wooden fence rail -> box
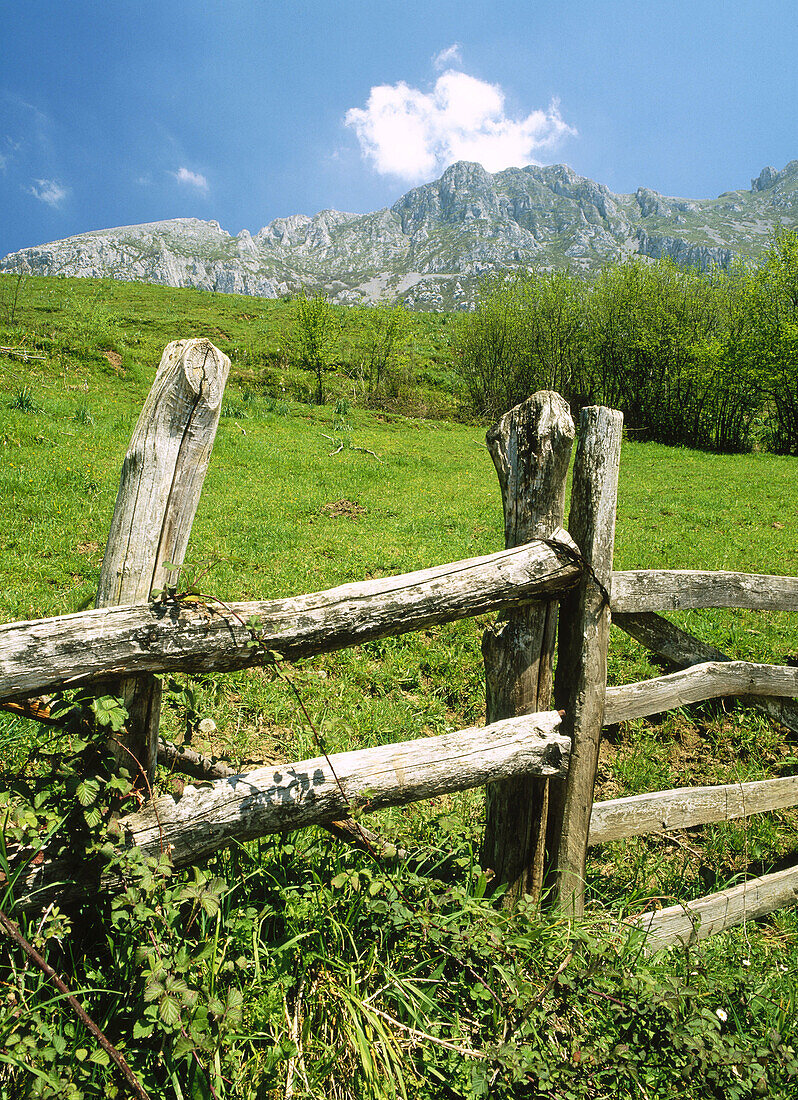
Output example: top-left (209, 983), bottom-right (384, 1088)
top-left (3, 357), bottom-right (798, 950)
top-left (588, 775), bottom-right (798, 845)
top-left (0, 536), bottom-right (580, 702)
top-left (611, 570), bottom-right (798, 612)
top-left (603, 660), bottom-right (798, 725)
top-left (13, 711), bottom-right (568, 910)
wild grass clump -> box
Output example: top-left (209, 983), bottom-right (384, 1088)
top-left (9, 385), bottom-right (41, 413)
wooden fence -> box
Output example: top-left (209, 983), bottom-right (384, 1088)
top-left (2, 339), bottom-right (798, 949)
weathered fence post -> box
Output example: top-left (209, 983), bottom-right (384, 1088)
top-left (481, 391), bottom-right (574, 903)
top-left (97, 338), bottom-right (230, 785)
top-left (547, 405), bottom-right (623, 916)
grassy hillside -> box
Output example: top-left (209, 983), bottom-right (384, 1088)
top-left (0, 273), bottom-right (461, 420)
top-left (2, 276), bottom-right (798, 1099)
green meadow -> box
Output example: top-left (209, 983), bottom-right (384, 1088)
top-left (1, 274), bottom-right (797, 1099)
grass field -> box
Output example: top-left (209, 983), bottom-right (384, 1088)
top-left (1, 276), bottom-right (798, 1099)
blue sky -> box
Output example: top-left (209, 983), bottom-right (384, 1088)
top-left (1, 0), bottom-right (796, 257)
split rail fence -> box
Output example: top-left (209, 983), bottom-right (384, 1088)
top-left (2, 339), bottom-right (798, 951)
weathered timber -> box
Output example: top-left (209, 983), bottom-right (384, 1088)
top-left (603, 661), bottom-right (798, 725)
top-left (0, 535), bottom-right (582, 702)
top-left (633, 863), bottom-right (798, 951)
top-left (158, 738), bottom-right (403, 859)
top-left (482, 392), bottom-right (575, 904)
top-left (612, 571), bottom-right (798, 613)
top-left (589, 775), bottom-right (798, 846)
top-left (96, 338), bottom-right (230, 782)
top-left (14, 712), bottom-right (568, 908)
top-left (549, 405), bottom-right (624, 916)
top-left (612, 610), bottom-right (798, 733)
top-left (127, 711), bottom-right (569, 867)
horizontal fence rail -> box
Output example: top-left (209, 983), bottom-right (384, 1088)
top-left (588, 775), bottom-right (798, 846)
top-left (632, 864), bottom-right (798, 951)
top-left (127, 711), bottom-right (569, 868)
top-left (13, 711), bottom-right (569, 909)
top-left (603, 661), bottom-right (798, 725)
top-left (0, 533), bottom-right (581, 702)
top-left (611, 570), bottom-right (798, 613)
top-left (613, 610), bottom-right (798, 733)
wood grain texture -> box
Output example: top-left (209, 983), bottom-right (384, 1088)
top-left (97, 339), bottom-right (230, 607)
top-left (0, 535), bottom-right (582, 702)
top-left (96, 339), bottom-right (230, 781)
top-left (589, 775), bottom-right (798, 845)
top-left (126, 711), bottom-right (569, 867)
top-left (11, 711), bottom-right (569, 908)
top-left (633, 864), bottom-right (798, 951)
top-left (158, 738), bottom-right (401, 859)
top-left (612, 610), bottom-right (798, 733)
top-left (603, 661), bottom-right (798, 725)
top-left (612, 571), bottom-right (798, 613)
top-left (549, 405), bottom-right (624, 916)
top-left (482, 392), bottom-right (575, 903)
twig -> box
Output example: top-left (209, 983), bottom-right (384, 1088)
top-left (658, 832), bottom-right (705, 861)
top-left (284, 974), bottom-right (307, 1100)
top-left (0, 347), bottom-right (47, 361)
top-left (0, 907), bottom-right (151, 1100)
top-left (368, 1005), bottom-right (485, 1059)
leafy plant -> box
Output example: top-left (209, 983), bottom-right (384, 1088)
top-left (291, 293), bottom-right (340, 405)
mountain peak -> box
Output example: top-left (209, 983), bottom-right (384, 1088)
top-left (3, 160), bottom-right (796, 310)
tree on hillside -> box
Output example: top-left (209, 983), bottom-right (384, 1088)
top-left (740, 229), bottom-right (798, 453)
top-left (356, 304), bottom-right (411, 403)
top-left (292, 293), bottom-right (339, 405)
top-left (454, 270), bottom-right (587, 419)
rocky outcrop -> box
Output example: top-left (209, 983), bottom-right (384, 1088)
top-left (3, 160), bottom-right (797, 309)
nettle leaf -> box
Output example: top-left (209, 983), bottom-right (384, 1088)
top-left (91, 695), bottom-right (128, 731)
top-left (165, 976), bottom-right (191, 1000)
top-left (172, 1033), bottom-right (196, 1061)
top-left (225, 987), bottom-right (244, 1024)
top-left (76, 778), bottom-right (101, 807)
top-left (84, 806), bottom-right (103, 829)
top-left (159, 995), bottom-right (182, 1028)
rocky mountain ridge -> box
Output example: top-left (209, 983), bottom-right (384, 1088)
top-left (3, 160), bottom-right (797, 309)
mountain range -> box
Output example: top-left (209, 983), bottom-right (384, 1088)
top-left (2, 160), bottom-right (797, 309)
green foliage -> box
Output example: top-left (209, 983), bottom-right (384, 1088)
top-left (734, 228), bottom-right (798, 453)
top-left (291, 293), bottom-right (340, 405)
top-left (455, 270), bottom-right (586, 420)
top-left (454, 244), bottom-right (798, 453)
top-left (353, 304), bottom-right (412, 404)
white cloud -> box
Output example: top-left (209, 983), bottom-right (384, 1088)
top-left (345, 69), bottom-right (576, 182)
top-left (172, 166), bottom-right (208, 192)
top-left (433, 43), bottom-right (462, 70)
top-left (28, 178), bottom-right (69, 207)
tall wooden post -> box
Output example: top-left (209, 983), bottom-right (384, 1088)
top-left (97, 338), bottom-right (230, 786)
top-left (547, 405), bottom-right (623, 916)
top-left (481, 391), bottom-right (574, 903)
